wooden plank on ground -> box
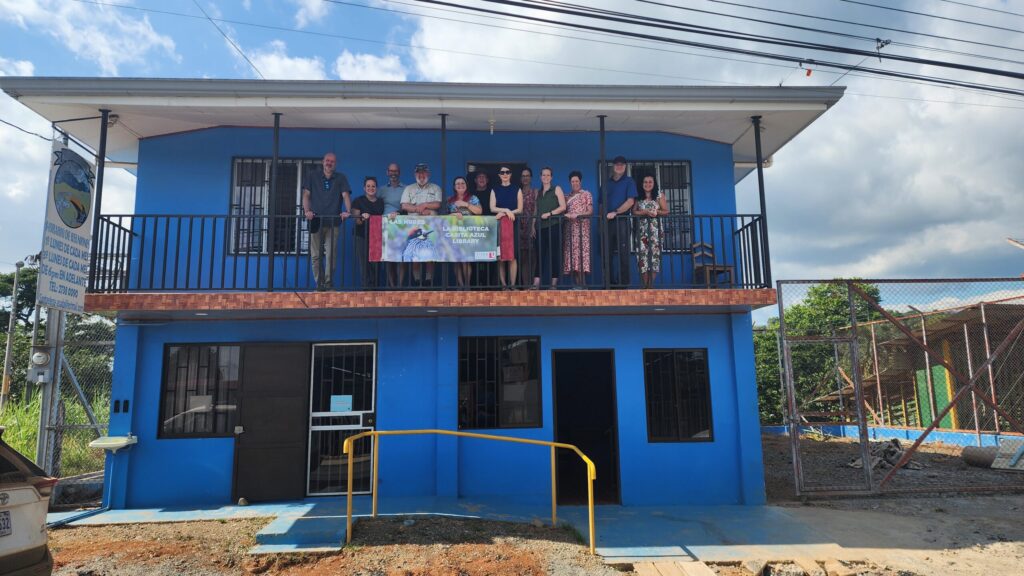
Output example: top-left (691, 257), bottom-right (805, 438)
top-left (633, 562), bottom-right (662, 576)
top-left (652, 561), bottom-right (687, 576)
top-left (823, 559), bottom-right (857, 576)
top-left (676, 560), bottom-right (718, 576)
top-left (794, 557), bottom-right (826, 576)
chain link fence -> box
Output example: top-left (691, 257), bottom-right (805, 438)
top-left (46, 312), bottom-right (113, 508)
top-left (777, 279), bottom-right (1024, 497)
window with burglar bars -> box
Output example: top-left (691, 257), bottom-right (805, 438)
top-left (643, 349), bottom-right (713, 442)
top-left (230, 157), bottom-right (319, 254)
top-left (600, 160), bottom-right (693, 252)
top-left (159, 344), bottom-right (241, 438)
top-left (458, 337), bottom-right (542, 429)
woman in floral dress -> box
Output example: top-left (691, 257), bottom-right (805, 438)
top-left (633, 175), bottom-right (668, 288)
top-left (562, 170), bottom-right (593, 289)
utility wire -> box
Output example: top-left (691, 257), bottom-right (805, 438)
top-left (708, 0), bottom-right (1024, 56)
top-left (421, 0), bottom-right (1024, 95)
top-left (483, 0), bottom-right (1024, 81)
top-left (190, 0), bottom-right (265, 79)
top-left (636, 0), bottom-right (1024, 68)
top-left (66, 0), bottom-right (1024, 108)
top-left (934, 0), bottom-right (1024, 19)
top-left (0, 118), bottom-right (52, 142)
top-left (840, 0), bottom-right (1024, 34)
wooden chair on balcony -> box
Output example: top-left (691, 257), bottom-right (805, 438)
top-left (692, 242), bottom-right (735, 287)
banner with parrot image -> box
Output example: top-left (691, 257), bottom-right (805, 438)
top-left (369, 215), bottom-right (515, 262)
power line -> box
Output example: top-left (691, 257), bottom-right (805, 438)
top-left (708, 0), bottom-right (1024, 56)
top-left (484, 0), bottom-right (1024, 81)
top-left (0, 118), bottom-right (51, 142)
top-left (636, 0), bottom-right (1024, 68)
top-left (934, 0), bottom-right (1024, 19)
top-left (65, 0), bottom-right (1024, 108)
top-left (840, 0), bottom-right (1024, 34)
top-left (190, 0), bottom-right (265, 79)
top-left (422, 0), bottom-right (1024, 95)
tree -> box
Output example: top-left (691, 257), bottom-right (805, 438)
top-left (756, 281), bottom-right (885, 423)
top-left (753, 319), bottom-right (784, 424)
top-left (0, 266), bottom-right (40, 333)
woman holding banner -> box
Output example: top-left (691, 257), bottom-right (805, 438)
top-left (447, 176), bottom-right (482, 288)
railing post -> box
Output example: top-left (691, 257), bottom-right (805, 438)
top-left (345, 436), bottom-right (355, 544)
top-left (550, 445), bottom-right (557, 527)
top-left (88, 109), bottom-right (111, 292)
top-left (751, 116), bottom-right (772, 286)
top-left (267, 112), bottom-right (281, 291)
top-left (372, 436), bottom-right (380, 518)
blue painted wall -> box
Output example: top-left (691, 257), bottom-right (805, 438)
top-left (106, 312), bottom-right (764, 508)
top-left (124, 128), bottom-right (742, 290)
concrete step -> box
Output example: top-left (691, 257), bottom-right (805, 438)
top-left (254, 513), bottom-right (347, 548)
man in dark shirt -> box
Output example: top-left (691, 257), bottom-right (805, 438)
top-left (302, 152), bottom-right (352, 290)
top-left (352, 176), bottom-right (386, 289)
top-left (472, 171), bottom-right (492, 216)
top-left (604, 155), bottom-right (636, 288)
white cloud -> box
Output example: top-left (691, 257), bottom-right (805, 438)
top-left (0, 57), bottom-right (136, 272)
top-left (334, 50), bottom-right (407, 81)
top-left (0, 0), bottom-right (177, 76)
top-left (241, 0), bottom-right (252, 10)
top-left (249, 40), bottom-right (327, 80)
top-left (291, 0), bottom-right (329, 28)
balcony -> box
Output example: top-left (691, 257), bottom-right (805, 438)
top-left (86, 213), bottom-right (775, 318)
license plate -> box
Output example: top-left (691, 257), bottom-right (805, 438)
top-left (0, 510), bottom-right (10, 537)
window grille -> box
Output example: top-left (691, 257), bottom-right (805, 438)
top-left (459, 337), bottom-right (542, 429)
top-left (643, 349), bottom-right (713, 442)
top-left (159, 344), bottom-right (241, 438)
top-left (230, 158), bottom-right (319, 254)
top-left (599, 159), bottom-right (693, 252)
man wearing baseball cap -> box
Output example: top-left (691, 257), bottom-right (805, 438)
top-left (400, 163), bottom-right (442, 286)
top-left (604, 155), bottom-right (636, 288)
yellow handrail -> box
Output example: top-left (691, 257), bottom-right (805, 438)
top-left (342, 428), bottom-right (597, 554)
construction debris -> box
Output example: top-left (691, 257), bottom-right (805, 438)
top-left (846, 439), bottom-right (924, 471)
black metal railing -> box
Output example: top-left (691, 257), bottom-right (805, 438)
top-left (89, 213), bottom-right (769, 293)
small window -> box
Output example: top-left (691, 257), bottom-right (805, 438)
top-left (159, 345), bottom-right (241, 438)
top-left (459, 337), bottom-right (541, 429)
top-left (643, 349), bottom-right (713, 442)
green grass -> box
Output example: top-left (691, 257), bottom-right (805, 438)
top-left (0, 390), bottom-right (110, 477)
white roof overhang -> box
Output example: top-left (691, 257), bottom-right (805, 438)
top-left (0, 78), bottom-right (843, 183)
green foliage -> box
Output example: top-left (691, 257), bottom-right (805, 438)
top-left (755, 281), bottom-right (886, 423)
top-left (0, 392), bottom-right (40, 460)
top-left (0, 266), bottom-right (40, 331)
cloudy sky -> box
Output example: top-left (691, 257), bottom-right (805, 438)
top-left (0, 0), bottom-right (1022, 282)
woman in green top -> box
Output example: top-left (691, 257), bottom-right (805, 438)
top-left (532, 167), bottom-right (567, 289)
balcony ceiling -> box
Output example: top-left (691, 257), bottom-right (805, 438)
top-left (0, 78), bottom-right (843, 183)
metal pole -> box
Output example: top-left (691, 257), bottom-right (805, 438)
top-left (964, 322), bottom-right (982, 446)
top-left (1, 260), bottom-right (24, 412)
top-left (980, 303), bottom-right (1000, 434)
top-left (267, 113), bottom-right (281, 292)
top-left (88, 109), bottom-right (111, 292)
top-left (750, 116), bottom-right (772, 285)
top-left (870, 324), bottom-right (885, 425)
top-left (439, 113), bottom-right (448, 194)
top-left (36, 310), bottom-right (64, 474)
top-left (920, 315), bottom-right (938, 423)
top-left (847, 283), bottom-right (874, 490)
top-left (598, 115), bottom-right (608, 289)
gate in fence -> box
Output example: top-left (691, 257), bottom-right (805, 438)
top-left (777, 279), bottom-right (1024, 497)
top-left (35, 310), bottom-right (113, 507)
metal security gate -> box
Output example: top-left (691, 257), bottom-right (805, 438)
top-left (307, 342), bottom-right (376, 495)
top-left (778, 279), bottom-right (1024, 497)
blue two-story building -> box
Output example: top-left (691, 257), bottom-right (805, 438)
top-left (2, 78), bottom-right (842, 509)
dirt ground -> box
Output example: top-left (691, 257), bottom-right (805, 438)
top-left (48, 435), bottom-right (1024, 575)
top-left (50, 516), bottom-right (622, 576)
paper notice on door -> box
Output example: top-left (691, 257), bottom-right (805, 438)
top-left (330, 395), bottom-right (353, 413)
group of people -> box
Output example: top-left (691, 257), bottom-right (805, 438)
top-left (301, 152), bottom-right (669, 290)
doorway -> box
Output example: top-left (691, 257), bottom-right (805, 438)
top-left (552, 350), bottom-right (620, 504)
top-left (307, 342), bottom-right (377, 496)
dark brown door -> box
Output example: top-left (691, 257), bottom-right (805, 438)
top-left (233, 343), bottom-right (310, 503)
top-left (553, 350), bottom-right (620, 504)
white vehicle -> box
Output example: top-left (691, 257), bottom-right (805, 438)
top-left (0, 427), bottom-right (55, 576)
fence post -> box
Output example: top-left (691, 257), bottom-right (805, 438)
top-left (846, 282), bottom-right (874, 490)
top-left (980, 303), bottom-right (1000, 434)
